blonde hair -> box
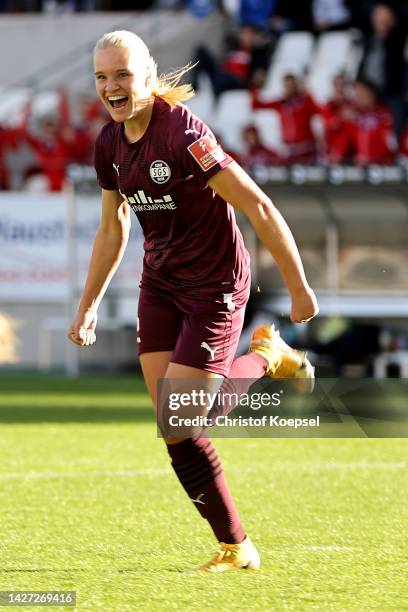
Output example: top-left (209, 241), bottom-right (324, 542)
top-left (94, 30), bottom-right (195, 107)
top-left (0, 314), bottom-right (19, 364)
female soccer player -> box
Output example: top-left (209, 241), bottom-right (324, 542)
top-left (68, 31), bottom-right (318, 573)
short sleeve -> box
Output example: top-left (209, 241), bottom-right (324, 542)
top-left (172, 108), bottom-right (233, 181)
top-left (94, 127), bottom-right (118, 191)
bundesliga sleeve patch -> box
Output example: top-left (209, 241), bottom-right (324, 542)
top-left (187, 135), bottom-right (227, 171)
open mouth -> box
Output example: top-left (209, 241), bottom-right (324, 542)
top-left (107, 95), bottom-right (129, 110)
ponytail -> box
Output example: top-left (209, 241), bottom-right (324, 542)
top-left (149, 59), bottom-right (195, 107)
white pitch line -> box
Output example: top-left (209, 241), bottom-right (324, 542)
top-left (0, 462), bottom-right (405, 481)
top-left (237, 461), bottom-right (408, 471)
top-left (293, 461), bottom-right (407, 470)
top-left (301, 546), bottom-right (353, 552)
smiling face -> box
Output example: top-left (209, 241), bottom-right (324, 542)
top-left (94, 46), bottom-right (152, 122)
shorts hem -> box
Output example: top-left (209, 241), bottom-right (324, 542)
top-left (170, 357), bottom-right (227, 377)
top-left (138, 345), bottom-right (176, 356)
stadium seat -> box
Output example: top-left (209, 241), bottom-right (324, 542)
top-left (311, 114), bottom-right (325, 150)
top-left (307, 31), bottom-right (361, 103)
top-left (262, 32), bottom-right (315, 97)
top-left (0, 88), bottom-right (31, 124)
top-left (212, 90), bottom-right (252, 153)
top-left (251, 109), bottom-right (284, 153)
top-left (31, 90), bottom-right (60, 118)
top-left (0, 89), bottom-right (60, 125)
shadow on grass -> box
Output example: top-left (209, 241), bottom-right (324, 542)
top-left (0, 405), bottom-right (154, 424)
top-left (0, 372), bottom-right (154, 423)
top-left (0, 371), bottom-right (148, 395)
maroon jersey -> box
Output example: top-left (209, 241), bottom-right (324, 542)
top-left (94, 97), bottom-right (250, 291)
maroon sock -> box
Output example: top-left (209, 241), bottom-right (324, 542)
top-left (167, 437), bottom-right (246, 544)
top-left (207, 352), bottom-right (267, 422)
top-left (228, 352), bottom-right (267, 379)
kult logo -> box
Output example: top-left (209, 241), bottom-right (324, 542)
top-left (121, 190), bottom-right (177, 212)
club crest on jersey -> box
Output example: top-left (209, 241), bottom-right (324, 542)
top-left (149, 160), bottom-right (171, 184)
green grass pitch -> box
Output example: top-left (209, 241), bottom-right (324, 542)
top-left (0, 373), bottom-right (407, 611)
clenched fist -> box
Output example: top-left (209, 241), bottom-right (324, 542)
top-left (68, 309), bottom-right (98, 347)
top-left (290, 286), bottom-right (319, 323)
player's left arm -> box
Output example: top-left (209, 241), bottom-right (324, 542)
top-left (208, 161), bottom-right (319, 323)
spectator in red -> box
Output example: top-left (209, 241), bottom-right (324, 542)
top-left (58, 89), bottom-right (92, 166)
top-left (241, 124), bottom-right (282, 167)
top-left (349, 79), bottom-right (397, 166)
top-left (192, 25), bottom-right (271, 98)
top-left (77, 93), bottom-right (111, 126)
top-left (68, 93), bottom-right (110, 165)
top-left (21, 88), bottom-right (104, 190)
top-left (0, 125), bottom-right (22, 190)
top-left (251, 74), bottom-right (319, 164)
top-left (23, 114), bottom-right (74, 191)
top-left (320, 73), bottom-right (355, 164)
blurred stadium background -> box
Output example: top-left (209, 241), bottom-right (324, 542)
top-left (0, 0), bottom-right (407, 378)
top-left (1, 4), bottom-right (408, 610)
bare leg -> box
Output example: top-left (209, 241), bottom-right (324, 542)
top-left (140, 351), bottom-right (173, 410)
top-left (140, 355), bottom-right (246, 544)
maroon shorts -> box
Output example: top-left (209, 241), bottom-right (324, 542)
top-left (137, 279), bottom-right (250, 376)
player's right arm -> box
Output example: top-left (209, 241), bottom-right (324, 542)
top-left (68, 189), bottom-right (131, 346)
